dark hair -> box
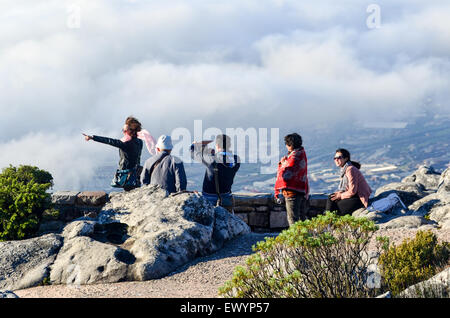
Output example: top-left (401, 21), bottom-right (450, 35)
top-left (125, 116), bottom-right (142, 138)
top-left (216, 134), bottom-right (231, 151)
top-left (284, 133), bottom-right (303, 149)
top-left (336, 148), bottom-right (361, 169)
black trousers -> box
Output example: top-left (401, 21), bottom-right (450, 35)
top-left (325, 194), bottom-right (363, 216)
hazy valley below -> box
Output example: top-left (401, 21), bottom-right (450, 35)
top-left (73, 113), bottom-right (450, 196)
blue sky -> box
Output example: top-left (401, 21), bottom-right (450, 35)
top-left (1, 0), bottom-right (449, 189)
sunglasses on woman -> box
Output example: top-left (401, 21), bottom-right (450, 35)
top-left (334, 156), bottom-right (343, 160)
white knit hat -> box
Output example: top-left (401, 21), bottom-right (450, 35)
top-left (155, 135), bottom-right (173, 150)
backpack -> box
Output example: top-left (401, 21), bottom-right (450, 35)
top-left (367, 193), bottom-right (407, 212)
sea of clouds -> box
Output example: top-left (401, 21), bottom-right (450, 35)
top-left (0, 0), bottom-right (449, 190)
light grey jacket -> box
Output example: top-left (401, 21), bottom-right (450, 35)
top-left (140, 151), bottom-right (187, 194)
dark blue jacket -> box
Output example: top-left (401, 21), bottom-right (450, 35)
top-left (190, 144), bottom-right (240, 195)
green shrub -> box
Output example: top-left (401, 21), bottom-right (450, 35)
top-left (219, 212), bottom-right (382, 298)
top-left (378, 230), bottom-right (449, 296)
top-left (0, 165), bottom-right (53, 241)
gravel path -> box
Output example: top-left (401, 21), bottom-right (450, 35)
top-left (14, 227), bottom-right (449, 298)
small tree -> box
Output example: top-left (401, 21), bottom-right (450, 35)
top-left (0, 165), bottom-right (53, 241)
top-left (219, 212), bottom-right (383, 298)
top-left (378, 230), bottom-right (449, 296)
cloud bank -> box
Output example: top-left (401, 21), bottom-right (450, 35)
top-left (1, 0), bottom-right (449, 189)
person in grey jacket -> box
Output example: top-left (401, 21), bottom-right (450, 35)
top-left (140, 135), bottom-right (187, 194)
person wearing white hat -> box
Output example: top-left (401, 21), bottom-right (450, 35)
top-left (140, 135), bottom-right (187, 194)
top-left (155, 134), bottom-right (173, 151)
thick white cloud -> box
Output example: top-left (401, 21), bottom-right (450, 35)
top-left (0, 132), bottom-right (114, 190)
top-left (1, 0), bottom-right (449, 189)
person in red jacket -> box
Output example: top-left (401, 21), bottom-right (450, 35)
top-left (326, 148), bottom-right (372, 215)
top-left (274, 133), bottom-right (309, 225)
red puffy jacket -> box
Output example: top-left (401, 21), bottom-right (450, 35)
top-left (274, 148), bottom-right (309, 198)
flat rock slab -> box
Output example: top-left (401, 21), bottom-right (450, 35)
top-left (61, 220), bottom-right (97, 240)
top-left (233, 193), bottom-right (273, 206)
top-left (76, 191), bottom-right (108, 206)
top-left (51, 191), bottom-right (80, 205)
top-left (0, 234), bottom-right (63, 291)
top-left (378, 215), bottom-right (435, 230)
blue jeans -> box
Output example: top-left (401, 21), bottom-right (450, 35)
top-left (203, 192), bottom-right (234, 213)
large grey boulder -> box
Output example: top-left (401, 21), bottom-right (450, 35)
top-left (378, 215), bottom-right (436, 230)
top-left (374, 182), bottom-right (427, 206)
top-left (0, 185), bottom-right (250, 289)
top-left (51, 191), bottom-right (80, 205)
top-left (98, 185), bottom-right (250, 281)
top-left (61, 220), bottom-right (96, 240)
top-left (49, 219), bottom-right (132, 286)
top-left (49, 236), bottom-right (131, 285)
top-left (352, 208), bottom-right (391, 223)
top-left (408, 192), bottom-right (450, 229)
top-left (399, 267), bottom-right (450, 298)
top-left (402, 166), bottom-right (442, 191)
top-left (0, 234), bottom-right (63, 291)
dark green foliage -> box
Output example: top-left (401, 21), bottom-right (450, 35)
top-left (0, 165), bottom-right (53, 186)
top-left (0, 165), bottom-right (53, 241)
top-left (378, 230), bottom-right (449, 296)
top-left (219, 212), bottom-right (382, 298)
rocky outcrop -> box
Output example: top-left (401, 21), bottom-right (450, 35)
top-left (1, 165), bottom-right (448, 295)
top-left (98, 186), bottom-right (250, 280)
top-left (49, 236), bottom-right (131, 285)
top-left (399, 267), bottom-right (450, 298)
top-left (374, 182), bottom-right (427, 206)
top-left (0, 185), bottom-right (250, 292)
top-left (378, 215), bottom-right (435, 230)
top-left (409, 192), bottom-right (450, 230)
top-left (354, 165), bottom-right (450, 231)
top-left (402, 166), bottom-right (442, 191)
top-left (352, 165), bottom-right (450, 298)
top-left (0, 234), bottom-right (63, 291)
top-left (438, 168), bottom-right (450, 194)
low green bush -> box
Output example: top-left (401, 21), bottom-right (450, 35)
top-left (0, 165), bottom-right (53, 241)
top-left (378, 230), bottom-right (449, 296)
top-left (219, 212), bottom-right (382, 298)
